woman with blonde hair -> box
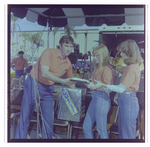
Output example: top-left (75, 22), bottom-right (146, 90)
top-left (91, 39), bottom-right (143, 139)
top-left (83, 44), bottom-right (114, 139)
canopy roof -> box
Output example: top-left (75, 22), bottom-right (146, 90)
top-left (9, 5), bottom-right (145, 27)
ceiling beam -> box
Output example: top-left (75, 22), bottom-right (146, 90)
top-left (49, 14), bottom-right (144, 19)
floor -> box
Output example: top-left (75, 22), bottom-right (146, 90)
top-left (10, 124), bottom-right (145, 141)
top-left (10, 124), bottom-right (100, 140)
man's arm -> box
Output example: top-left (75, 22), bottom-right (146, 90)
top-left (41, 65), bottom-right (76, 87)
top-left (23, 59), bottom-right (29, 73)
top-left (11, 58), bottom-right (16, 70)
top-left (23, 65), bottom-right (28, 73)
top-left (11, 63), bottom-right (15, 71)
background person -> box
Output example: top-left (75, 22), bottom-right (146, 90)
top-left (83, 44), bottom-right (114, 139)
top-left (11, 51), bottom-right (28, 77)
top-left (90, 39), bottom-right (143, 139)
top-left (15, 35), bottom-right (76, 139)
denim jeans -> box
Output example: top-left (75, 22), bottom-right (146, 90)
top-left (83, 90), bottom-right (111, 139)
top-left (15, 75), bottom-right (55, 139)
top-left (118, 92), bottom-right (139, 139)
top-left (15, 70), bottom-right (24, 77)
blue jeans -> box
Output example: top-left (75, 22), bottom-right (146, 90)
top-left (83, 91), bottom-right (111, 139)
top-left (118, 92), bottom-right (139, 139)
top-left (15, 75), bottom-right (55, 139)
top-left (15, 70), bottom-right (24, 77)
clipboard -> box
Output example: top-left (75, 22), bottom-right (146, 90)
top-left (70, 78), bottom-right (90, 84)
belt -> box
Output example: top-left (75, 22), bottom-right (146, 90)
top-left (122, 91), bottom-right (136, 94)
top-left (30, 75), bottom-right (53, 86)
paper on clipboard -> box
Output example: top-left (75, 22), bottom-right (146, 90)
top-left (70, 78), bottom-right (90, 84)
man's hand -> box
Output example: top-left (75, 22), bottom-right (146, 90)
top-left (64, 78), bottom-right (76, 87)
top-left (23, 65), bottom-right (27, 73)
top-left (11, 64), bottom-right (15, 71)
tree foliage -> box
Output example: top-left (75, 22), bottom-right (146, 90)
top-left (11, 32), bottom-right (45, 62)
top-left (52, 25), bottom-right (77, 38)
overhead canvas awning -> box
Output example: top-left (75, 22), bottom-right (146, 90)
top-left (9, 5), bottom-right (145, 27)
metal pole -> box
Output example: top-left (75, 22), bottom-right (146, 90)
top-left (99, 31), bottom-right (102, 45)
top-left (31, 42), bottom-right (40, 138)
top-left (36, 45), bottom-right (40, 139)
top-left (34, 41), bottom-right (48, 139)
top-left (47, 24), bottom-right (52, 48)
top-left (53, 34), bottom-right (55, 48)
top-left (84, 32), bottom-right (88, 54)
top-left (47, 30), bottom-right (50, 48)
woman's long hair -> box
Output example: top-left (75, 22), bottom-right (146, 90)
top-left (92, 44), bottom-right (110, 75)
top-left (117, 39), bottom-right (143, 65)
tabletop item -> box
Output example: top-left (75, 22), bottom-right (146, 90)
top-left (70, 78), bottom-right (90, 84)
top-left (57, 87), bottom-right (86, 122)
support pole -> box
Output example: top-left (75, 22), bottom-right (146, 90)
top-left (32, 41), bottom-right (48, 139)
top-left (47, 30), bottom-right (50, 48)
top-left (47, 23), bottom-right (52, 48)
top-left (36, 45), bottom-right (40, 139)
top-left (53, 34), bottom-right (55, 48)
top-left (99, 31), bottom-right (103, 45)
top-left (84, 32), bottom-right (88, 54)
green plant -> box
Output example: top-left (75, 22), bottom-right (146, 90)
top-left (11, 13), bottom-right (21, 58)
top-left (52, 25), bottom-right (77, 38)
top-left (18, 32), bottom-right (45, 61)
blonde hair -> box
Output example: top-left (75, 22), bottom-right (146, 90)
top-left (117, 39), bottom-right (143, 65)
top-left (92, 44), bottom-right (110, 74)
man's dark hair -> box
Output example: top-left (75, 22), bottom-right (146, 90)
top-left (18, 51), bottom-right (24, 54)
top-left (59, 35), bottom-right (74, 46)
